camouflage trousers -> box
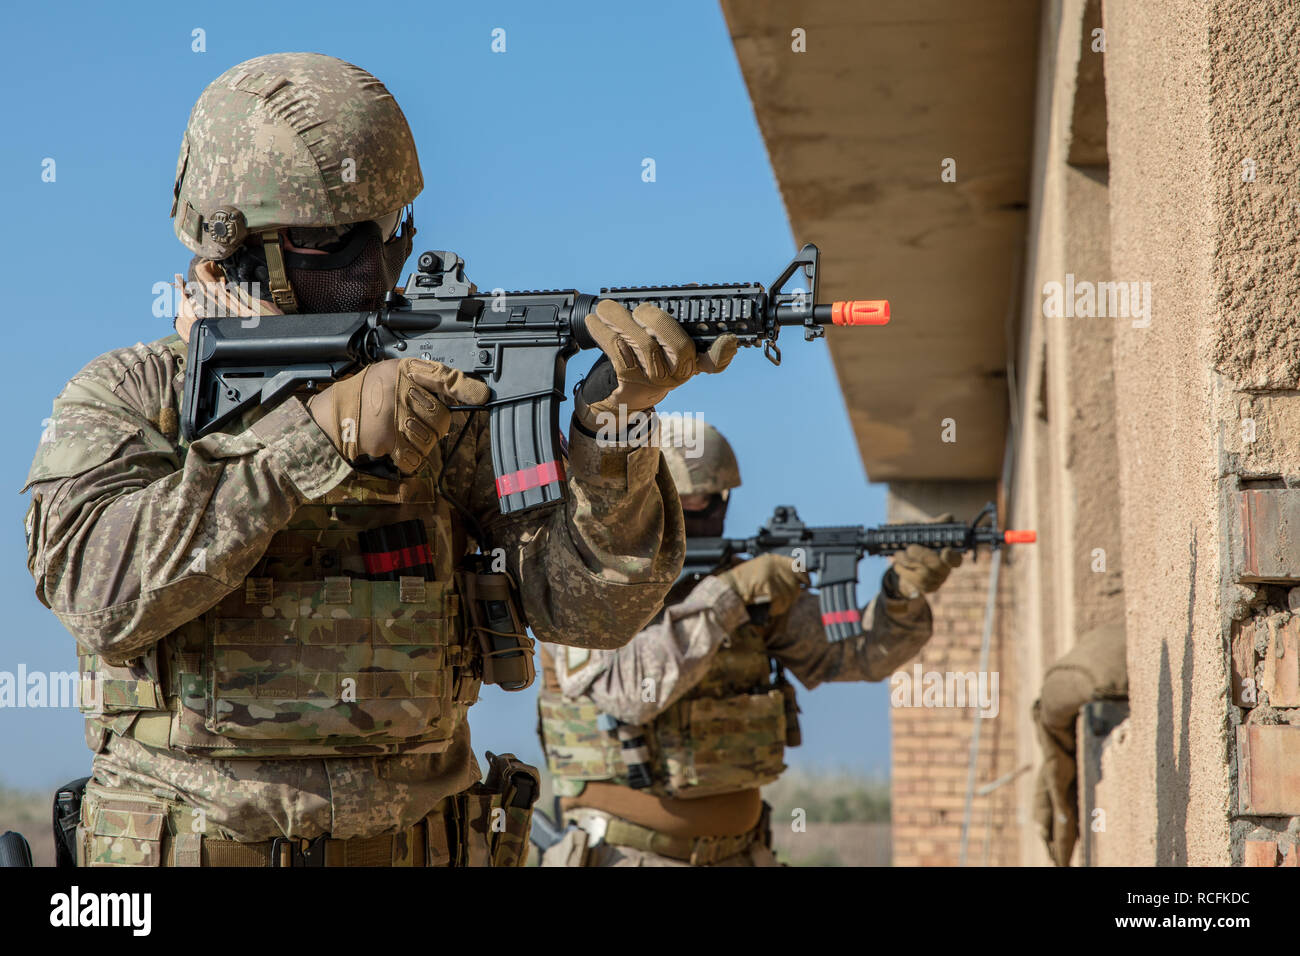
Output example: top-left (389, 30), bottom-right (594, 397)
top-left (540, 804), bottom-right (781, 867)
top-left (78, 771), bottom-right (536, 867)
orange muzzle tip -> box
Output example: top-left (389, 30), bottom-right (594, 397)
top-left (832, 300), bottom-right (890, 326)
top-left (1004, 530), bottom-right (1037, 544)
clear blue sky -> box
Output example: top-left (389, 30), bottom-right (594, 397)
top-left (0, 0), bottom-right (892, 791)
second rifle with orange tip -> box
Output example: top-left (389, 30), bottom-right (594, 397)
top-left (683, 503), bottom-right (1037, 641)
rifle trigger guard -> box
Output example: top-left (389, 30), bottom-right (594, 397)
top-left (764, 339), bottom-right (782, 366)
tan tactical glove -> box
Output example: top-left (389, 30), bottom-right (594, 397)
top-left (890, 544), bottom-right (963, 598)
top-left (307, 358), bottom-right (490, 475)
top-left (719, 554), bottom-right (810, 618)
top-left (576, 300), bottom-right (737, 431)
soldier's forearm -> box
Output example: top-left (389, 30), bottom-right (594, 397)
top-left (32, 399), bottom-right (352, 660)
top-left (508, 429), bottom-right (686, 649)
top-left (576, 575), bottom-right (749, 723)
top-left (770, 577), bottom-right (933, 687)
top-left (852, 586), bottom-right (934, 681)
top-left (562, 429), bottom-right (680, 582)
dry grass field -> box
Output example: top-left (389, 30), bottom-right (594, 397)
top-left (763, 769), bottom-right (891, 866)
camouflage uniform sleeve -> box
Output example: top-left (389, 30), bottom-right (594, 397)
top-left (465, 417), bottom-right (685, 650)
top-left (546, 575), bottom-right (750, 723)
top-left (1032, 663), bottom-right (1095, 866)
top-left (767, 571), bottom-right (934, 688)
top-left (23, 343), bottom-right (353, 663)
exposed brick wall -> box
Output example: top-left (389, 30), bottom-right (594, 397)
top-left (891, 560), bottom-right (1019, 866)
top-left (1231, 600), bottom-right (1300, 865)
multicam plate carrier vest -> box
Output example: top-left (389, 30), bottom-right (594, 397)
top-left (538, 573), bottom-right (794, 799)
top-left (78, 340), bottom-right (481, 758)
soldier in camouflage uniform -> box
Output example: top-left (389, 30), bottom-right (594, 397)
top-left (538, 417), bottom-right (961, 866)
top-left (1032, 624), bottom-right (1128, 866)
top-left (22, 53), bottom-right (735, 867)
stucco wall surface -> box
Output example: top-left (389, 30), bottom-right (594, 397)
top-left (1104, 0), bottom-right (1229, 866)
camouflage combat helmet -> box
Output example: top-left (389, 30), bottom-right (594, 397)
top-left (171, 52), bottom-right (423, 262)
top-left (658, 416), bottom-right (741, 494)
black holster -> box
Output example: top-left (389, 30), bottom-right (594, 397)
top-left (458, 559), bottom-right (534, 691)
top-left (53, 776), bottom-right (89, 867)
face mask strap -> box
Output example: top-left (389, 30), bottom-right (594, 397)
top-left (260, 230), bottom-right (299, 314)
top-left (392, 204), bottom-right (416, 244)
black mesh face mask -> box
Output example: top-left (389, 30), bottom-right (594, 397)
top-left (683, 493), bottom-right (729, 539)
top-left (221, 216), bottom-right (414, 314)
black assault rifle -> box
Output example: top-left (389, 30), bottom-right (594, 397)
top-left (683, 503), bottom-right (1036, 641)
top-left (181, 244), bottom-right (889, 515)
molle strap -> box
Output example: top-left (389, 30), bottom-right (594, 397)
top-left (323, 576), bottom-right (353, 604)
top-left (399, 576), bottom-right (427, 603)
top-left (245, 577), bottom-right (274, 605)
top-left (260, 230), bottom-right (299, 313)
top-left (179, 202), bottom-right (203, 241)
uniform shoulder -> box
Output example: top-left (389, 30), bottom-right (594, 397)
top-left (59, 334), bottom-right (186, 425)
top-left (67, 335), bottom-right (185, 401)
top-left (24, 335), bottom-right (186, 491)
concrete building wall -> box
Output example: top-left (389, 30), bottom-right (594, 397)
top-left (1101, 0), bottom-right (1229, 866)
top-left (1006, 0), bottom-right (1127, 865)
top-left (1011, 0), bottom-right (1300, 866)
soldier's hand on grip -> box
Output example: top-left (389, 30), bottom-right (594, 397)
top-left (719, 553), bottom-right (810, 618)
top-left (890, 544), bottom-right (963, 599)
top-left (577, 300), bottom-right (738, 430)
top-left (307, 358), bottom-right (490, 475)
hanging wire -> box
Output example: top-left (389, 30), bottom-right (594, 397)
top-left (959, 244), bottom-right (1024, 866)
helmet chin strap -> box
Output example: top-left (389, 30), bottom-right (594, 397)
top-left (260, 230), bottom-right (299, 314)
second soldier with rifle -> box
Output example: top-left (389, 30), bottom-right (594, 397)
top-left (535, 416), bottom-right (966, 866)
